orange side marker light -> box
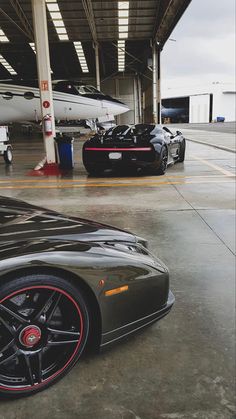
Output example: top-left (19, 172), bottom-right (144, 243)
top-left (104, 285), bottom-right (129, 297)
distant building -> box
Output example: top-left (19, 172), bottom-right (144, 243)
top-left (161, 82), bottom-right (236, 123)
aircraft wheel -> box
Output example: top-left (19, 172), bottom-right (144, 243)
top-left (3, 147), bottom-right (13, 165)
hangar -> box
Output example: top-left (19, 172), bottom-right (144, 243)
top-left (162, 82), bottom-right (236, 123)
top-left (0, 1), bottom-right (235, 417)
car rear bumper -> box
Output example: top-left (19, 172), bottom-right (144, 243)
top-left (100, 290), bottom-right (175, 350)
top-left (83, 147), bottom-right (157, 168)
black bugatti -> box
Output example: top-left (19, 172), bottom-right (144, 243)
top-left (0, 196), bottom-right (174, 397)
top-left (82, 124), bottom-right (186, 176)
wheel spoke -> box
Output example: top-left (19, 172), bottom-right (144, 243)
top-left (35, 351), bottom-right (43, 384)
top-left (34, 291), bottom-right (62, 323)
top-left (23, 354), bottom-right (34, 386)
top-left (22, 352), bottom-right (43, 386)
top-left (0, 314), bottom-right (16, 335)
top-left (0, 340), bottom-right (17, 366)
top-left (47, 327), bottom-right (80, 347)
top-left (0, 302), bottom-right (29, 325)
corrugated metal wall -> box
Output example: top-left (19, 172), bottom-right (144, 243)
top-left (101, 76), bottom-right (139, 125)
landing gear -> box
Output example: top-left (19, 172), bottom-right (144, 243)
top-left (0, 126), bottom-right (13, 165)
top-left (3, 146), bottom-right (13, 165)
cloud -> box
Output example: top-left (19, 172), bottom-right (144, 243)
top-left (162, 0), bottom-right (235, 86)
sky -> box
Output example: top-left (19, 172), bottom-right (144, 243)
top-left (161, 0), bottom-right (236, 94)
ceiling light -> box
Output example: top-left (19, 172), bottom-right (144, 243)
top-left (55, 27), bottom-right (67, 34)
top-left (0, 27), bottom-right (9, 42)
top-left (118, 2), bottom-right (129, 9)
top-left (0, 54), bottom-right (17, 75)
top-left (29, 42), bottom-right (36, 53)
top-left (119, 32), bottom-right (128, 39)
top-left (120, 18), bottom-right (129, 25)
top-left (119, 10), bottom-right (129, 17)
top-left (46, 1), bottom-right (69, 40)
top-left (47, 3), bottom-right (59, 12)
top-left (73, 41), bottom-right (89, 73)
top-left (54, 20), bottom-right (64, 27)
top-left (119, 26), bottom-right (128, 32)
top-left (58, 34), bottom-right (69, 40)
top-left (117, 39), bottom-right (126, 72)
top-left (50, 11), bottom-right (62, 19)
top-left (118, 1), bottom-right (129, 40)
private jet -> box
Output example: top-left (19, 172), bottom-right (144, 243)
top-left (0, 80), bottom-right (129, 124)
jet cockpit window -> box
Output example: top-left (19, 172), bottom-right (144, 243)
top-left (77, 85), bottom-right (101, 95)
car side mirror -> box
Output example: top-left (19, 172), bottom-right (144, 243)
top-left (176, 130), bottom-right (182, 135)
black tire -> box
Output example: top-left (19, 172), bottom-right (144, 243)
top-left (0, 274), bottom-right (89, 398)
top-left (178, 139), bottom-right (186, 162)
top-left (83, 162), bottom-right (104, 176)
top-left (3, 147), bottom-right (13, 165)
top-left (151, 146), bottom-right (168, 175)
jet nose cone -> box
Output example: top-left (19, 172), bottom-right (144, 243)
top-left (102, 95), bottom-right (129, 116)
top-left (110, 101), bottom-right (130, 116)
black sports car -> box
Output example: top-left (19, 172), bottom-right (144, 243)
top-left (0, 196), bottom-right (174, 397)
top-left (82, 124), bottom-right (186, 176)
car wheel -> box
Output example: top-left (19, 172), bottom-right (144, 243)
top-left (84, 163), bottom-right (103, 176)
top-left (3, 147), bottom-right (13, 165)
top-left (151, 146), bottom-right (168, 175)
top-left (0, 274), bottom-right (89, 398)
top-left (178, 139), bottom-right (186, 162)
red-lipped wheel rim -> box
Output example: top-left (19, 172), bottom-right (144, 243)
top-left (0, 286), bottom-right (84, 392)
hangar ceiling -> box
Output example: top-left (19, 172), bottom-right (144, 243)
top-left (0, 0), bottom-right (191, 81)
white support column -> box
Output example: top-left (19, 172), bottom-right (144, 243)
top-left (95, 43), bottom-right (101, 91)
top-left (157, 46), bottom-right (161, 124)
top-left (152, 43), bottom-right (158, 124)
top-left (137, 76), bottom-right (142, 123)
top-left (31, 0), bottom-right (56, 165)
top-left (133, 77), bottom-right (137, 124)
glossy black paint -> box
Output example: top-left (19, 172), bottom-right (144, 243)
top-left (82, 124), bottom-right (185, 174)
top-left (0, 196), bottom-right (174, 349)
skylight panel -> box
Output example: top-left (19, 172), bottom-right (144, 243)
top-left (118, 1), bottom-right (129, 9)
top-left (74, 41), bottom-right (89, 73)
top-left (0, 54), bottom-right (17, 75)
top-left (46, 1), bottom-right (69, 41)
top-left (29, 42), bottom-right (36, 53)
top-left (118, 1), bottom-right (129, 39)
top-left (47, 3), bottom-right (60, 12)
top-left (117, 40), bottom-right (125, 72)
top-left (54, 20), bottom-right (64, 27)
top-left (50, 11), bottom-right (62, 19)
top-left (0, 27), bottom-right (9, 42)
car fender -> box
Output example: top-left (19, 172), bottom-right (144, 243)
top-left (0, 239), bottom-right (169, 338)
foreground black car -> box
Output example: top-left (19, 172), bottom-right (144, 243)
top-left (83, 124), bottom-right (186, 176)
top-left (0, 196), bottom-right (174, 397)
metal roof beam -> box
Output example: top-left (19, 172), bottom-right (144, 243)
top-left (82, 0), bottom-right (98, 44)
top-left (154, 0), bottom-right (191, 46)
top-left (9, 0), bottom-right (34, 40)
top-left (0, 7), bottom-right (31, 39)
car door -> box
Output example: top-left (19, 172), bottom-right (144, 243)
top-left (163, 127), bottom-right (179, 159)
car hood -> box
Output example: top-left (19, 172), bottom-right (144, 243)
top-left (0, 196), bottom-right (136, 244)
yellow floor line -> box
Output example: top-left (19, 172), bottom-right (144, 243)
top-left (0, 179), bottom-right (233, 190)
top-left (0, 174), bottom-right (234, 185)
top-left (193, 156), bottom-right (234, 176)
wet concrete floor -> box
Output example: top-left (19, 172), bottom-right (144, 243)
top-left (0, 135), bottom-right (235, 418)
